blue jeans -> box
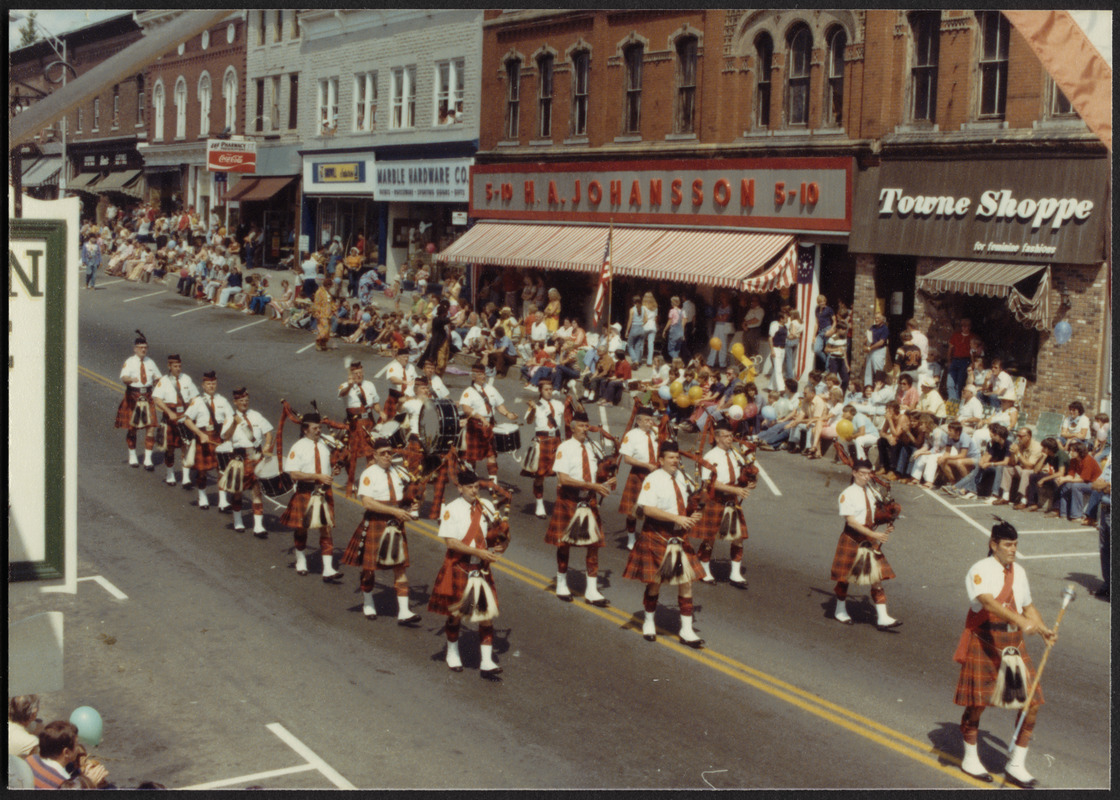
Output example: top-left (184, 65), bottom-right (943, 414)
top-left (1058, 481), bottom-right (1092, 519)
top-left (955, 465), bottom-right (1003, 496)
top-left (644, 330), bottom-right (656, 365)
top-left (813, 333), bottom-right (828, 371)
top-left (627, 330), bottom-right (645, 363)
top-left (760, 422), bottom-right (793, 446)
top-left (249, 295), bottom-right (271, 314)
top-left (947, 357), bottom-right (970, 401)
top-left (529, 367), bottom-right (555, 387)
top-left (84, 262), bottom-right (98, 288)
top-left (895, 444), bottom-right (917, 475)
top-left (826, 355), bottom-right (849, 391)
top-left (551, 364), bottom-right (581, 390)
top-left (667, 325), bottom-right (684, 359)
top-left (784, 339), bottom-right (800, 383)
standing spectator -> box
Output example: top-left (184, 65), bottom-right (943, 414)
top-left (743, 295), bottom-right (766, 358)
top-left (1091, 462), bottom-right (1111, 597)
top-left (946, 318), bottom-right (974, 401)
top-left (766, 308), bottom-right (789, 386)
top-left (299, 252), bottom-right (320, 300)
top-left (708, 292), bottom-right (735, 369)
top-left (81, 236), bottom-right (101, 290)
top-left (345, 247), bottom-right (364, 298)
top-left (905, 318), bottom-right (928, 361)
top-left (544, 288), bottom-right (562, 334)
top-left (812, 294), bottom-right (834, 370)
top-left (783, 309), bottom-right (804, 384)
top-left (680, 294), bottom-right (697, 360)
top-left (863, 311), bottom-right (890, 385)
top-left (895, 331), bottom-right (922, 382)
top-left (663, 296), bottom-right (685, 360)
top-left (639, 292), bottom-right (659, 367)
top-left (625, 295), bottom-right (645, 364)
top-left (824, 321), bottom-right (850, 390)
top-left (8, 695), bottom-right (39, 757)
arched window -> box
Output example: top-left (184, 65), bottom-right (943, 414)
top-left (174, 76), bottom-right (187, 139)
top-left (754, 33), bottom-right (773, 128)
top-left (223, 67), bottom-right (238, 130)
top-left (786, 25), bottom-right (811, 126)
top-left (675, 35), bottom-right (698, 134)
top-left (823, 27), bottom-right (846, 127)
top-left (198, 72), bottom-right (212, 136)
top-left (909, 11), bottom-right (939, 122)
top-left (152, 80), bottom-right (165, 141)
top-left (570, 50), bottom-right (590, 137)
top-left (622, 42), bottom-right (643, 134)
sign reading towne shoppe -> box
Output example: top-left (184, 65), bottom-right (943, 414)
top-left (470, 158), bottom-right (852, 232)
top-left (207, 138), bottom-right (257, 173)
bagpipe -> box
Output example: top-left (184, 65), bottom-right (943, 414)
top-left (867, 472), bottom-right (901, 526)
top-left (735, 438), bottom-right (761, 487)
top-left (849, 473), bottom-right (901, 585)
top-left (678, 450), bottom-right (718, 518)
top-left (450, 480), bottom-right (514, 623)
top-left (560, 427), bottom-right (618, 547)
top-left (277, 399), bottom-right (350, 529)
top-left (587, 425), bottom-right (621, 484)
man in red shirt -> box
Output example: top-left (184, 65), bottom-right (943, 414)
top-left (598, 351), bottom-right (633, 406)
top-left (1052, 440), bottom-right (1103, 520)
top-left (946, 318), bottom-right (974, 401)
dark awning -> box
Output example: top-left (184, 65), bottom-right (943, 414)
top-left (918, 260), bottom-right (1052, 331)
top-left (22, 156), bottom-right (62, 187)
top-left (93, 169), bottom-right (141, 193)
top-left (227, 175), bottom-right (296, 203)
top-left (66, 172), bottom-right (102, 190)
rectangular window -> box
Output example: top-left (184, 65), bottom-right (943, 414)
top-left (824, 30), bottom-right (846, 127)
top-left (787, 29), bottom-right (811, 126)
top-left (289, 73), bottom-right (299, 129)
top-left (93, 98), bottom-right (100, 131)
top-left (258, 9), bottom-right (267, 46)
top-left (571, 51), bottom-right (589, 136)
top-left (270, 76), bottom-right (280, 130)
top-left (291, 10), bottom-right (300, 39)
top-left (136, 74), bottom-right (145, 127)
top-left (676, 38), bottom-right (697, 134)
top-left (623, 45), bottom-right (643, 134)
top-left (978, 11), bottom-right (1009, 119)
top-left (505, 60), bottom-right (520, 139)
top-left (318, 76), bottom-right (339, 131)
top-left (435, 59), bottom-right (464, 125)
top-left (537, 56), bottom-right (553, 137)
top-left (255, 78), bottom-right (265, 132)
top-left (391, 66), bottom-right (415, 129)
top-left (76, 107), bottom-right (83, 134)
top-left (114, 153), bottom-right (127, 166)
top-left (275, 10), bottom-right (283, 42)
top-left (910, 12), bottom-right (939, 122)
top-left (1051, 83), bottom-right (1075, 117)
top-left (354, 72), bottom-right (378, 131)
top-left (756, 38), bottom-right (772, 128)
top-left (112, 85), bottom-right (120, 129)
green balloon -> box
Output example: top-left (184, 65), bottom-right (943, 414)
top-left (69, 706), bottom-right (103, 748)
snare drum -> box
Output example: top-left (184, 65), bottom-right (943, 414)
top-left (256, 455), bottom-right (295, 497)
top-left (375, 421), bottom-right (407, 449)
top-left (420, 398), bottom-right (460, 454)
top-left (492, 422), bottom-right (522, 455)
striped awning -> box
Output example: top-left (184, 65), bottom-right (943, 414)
top-left (66, 172), bottom-right (102, 190)
top-left (437, 222), bottom-right (796, 290)
top-left (918, 260), bottom-right (1052, 330)
top-left (21, 156), bottom-right (62, 188)
top-left (94, 169), bottom-right (142, 194)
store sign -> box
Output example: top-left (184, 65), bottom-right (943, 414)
top-left (373, 158), bottom-right (472, 202)
top-left (850, 158), bottom-right (1108, 264)
top-left (302, 155), bottom-right (377, 195)
top-left (470, 158), bottom-right (851, 232)
top-left (206, 139), bottom-right (257, 173)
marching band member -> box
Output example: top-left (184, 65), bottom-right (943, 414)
top-left (280, 412), bottom-right (343, 581)
top-left (623, 440), bottom-right (705, 647)
top-left (429, 470), bottom-right (505, 678)
top-left (545, 410), bottom-right (614, 606)
top-left (341, 438), bottom-right (422, 625)
top-left (695, 420), bottom-right (753, 587)
top-left (338, 359), bottom-right (382, 495)
top-left (831, 458), bottom-right (901, 630)
top-left (954, 520), bottom-right (1054, 786)
top-left (180, 371), bottom-right (233, 511)
top-left (220, 387), bottom-right (274, 535)
top-left (618, 407), bottom-right (660, 550)
top-left (151, 354), bottom-right (198, 487)
top-left (421, 359), bottom-right (450, 400)
top-left (459, 361), bottom-right (518, 482)
top-left (521, 381), bottom-right (566, 518)
top-left (384, 347), bottom-right (418, 420)
top-left (116, 330), bottom-right (161, 469)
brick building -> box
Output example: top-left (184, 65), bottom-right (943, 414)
top-left (442, 8), bottom-right (1108, 417)
top-left (136, 10), bottom-right (247, 217)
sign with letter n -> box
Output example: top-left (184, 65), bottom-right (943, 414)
top-left (9, 218), bottom-right (70, 581)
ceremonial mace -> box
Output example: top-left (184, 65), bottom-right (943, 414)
top-left (1010, 584), bottom-right (1076, 745)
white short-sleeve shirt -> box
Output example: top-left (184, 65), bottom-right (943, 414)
top-left (459, 383), bottom-right (505, 420)
top-left (222, 408), bottom-right (273, 449)
top-left (636, 468), bottom-right (690, 514)
top-left (553, 437), bottom-right (598, 481)
top-left (343, 379), bottom-right (381, 410)
top-left (438, 495), bottom-right (495, 541)
top-left (966, 555), bottom-right (1031, 614)
top-left (358, 463), bottom-right (404, 502)
top-left (528, 398), bottom-right (565, 434)
top-left (387, 361), bottom-right (418, 397)
top-left (153, 372), bottom-right (199, 412)
top-left (120, 354), bottom-right (162, 388)
top-left (701, 445), bottom-right (742, 484)
top-left (284, 437), bottom-right (333, 475)
top-left (620, 427), bottom-right (658, 463)
top-left (184, 392), bottom-right (233, 433)
top-left (838, 483), bottom-right (875, 521)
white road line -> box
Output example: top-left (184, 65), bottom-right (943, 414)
top-left (374, 361), bottom-right (391, 378)
top-left (598, 403), bottom-right (610, 434)
top-left (267, 722), bottom-right (356, 789)
top-left (755, 461), bottom-right (781, 496)
top-left (122, 290), bottom-right (167, 303)
top-left (180, 763), bottom-right (316, 790)
top-left (76, 575), bottom-right (129, 600)
top-left (954, 502), bottom-right (992, 508)
top-left (1016, 528), bottom-right (1097, 535)
top-left (1017, 551), bottom-right (1100, 560)
top-left (923, 487), bottom-right (992, 538)
top-left (296, 341), bottom-right (317, 354)
top-left (227, 318), bottom-right (269, 333)
top-left (96, 278), bottom-right (127, 287)
top-left (171, 304), bottom-right (215, 317)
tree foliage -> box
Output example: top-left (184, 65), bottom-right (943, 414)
top-left (18, 11), bottom-right (40, 47)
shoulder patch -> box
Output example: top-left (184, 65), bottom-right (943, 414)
top-left (362, 476), bottom-right (371, 486)
top-left (973, 573), bottom-right (983, 585)
top-left (643, 482), bottom-right (652, 491)
top-left (443, 510), bottom-right (451, 520)
top-left (288, 451), bottom-right (295, 459)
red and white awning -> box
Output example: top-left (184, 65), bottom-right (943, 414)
top-left (918, 260), bottom-right (1052, 330)
top-left (437, 222), bottom-right (796, 291)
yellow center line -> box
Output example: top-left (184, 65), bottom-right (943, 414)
top-left (79, 362), bottom-right (988, 787)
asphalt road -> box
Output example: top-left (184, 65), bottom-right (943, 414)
top-left (9, 275), bottom-right (1110, 789)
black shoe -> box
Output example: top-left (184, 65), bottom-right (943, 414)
top-left (322, 572), bottom-right (344, 583)
top-left (130, 462), bottom-right (140, 468)
top-left (253, 530), bottom-right (268, 539)
top-left (448, 664), bottom-right (464, 673)
top-left (585, 597), bottom-right (610, 608)
top-left (480, 666), bottom-right (504, 680)
top-left (876, 620), bottom-right (903, 631)
top-left (961, 767), bottom-right (993, 783)
top-left (643, 633), bottom-right (656, 642)
top-left (217, 504), bottom-right (232, 514)
top-left (729, 579), bottom-right (748, 590)
top-left (144, 464), bottom-right (154, 471)
top-left (680, 636), bottom-right (705, 649)
top-left (233, 525), bottom-right (246, 533)
top-left (1004, 772), bottom-right (1038, 789)
top-left (182, 482), bottom-right (194, 491)
top-left (397, 614), bottom-right (422, 627)
top-left (556, 592), bottom-right (573, 603)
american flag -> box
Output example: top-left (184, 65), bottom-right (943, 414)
top-left (592, 226), bottom-right (612, 330)
top-left (791, 244), bottom-right (819, 384)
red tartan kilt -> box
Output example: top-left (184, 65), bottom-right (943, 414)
top-left (521, 434), bottom-right (559, 477)
top-left (545, 489), bottom-right (603, 547)
top-left (954, 626), bottom-right (1043, 707)
top-left (427, 553), bottom-right (497, 616)
top-left (693, 495), bottom-right (748, 545)
top-left (403, 437), bottom-right (425, 472)
top-left (349, 417), bottom-right (376, 459)
top-left (623, 520), bottom-right (705, 583)
top-left (618, 468), bottom-right (650, 516)
top-left (341, 513), bottom-right (410, 571)
top-left (279, 485), bottom-right (334, 529)
top-left (830, 528), bottom-right (895, 582)
top-left (161, 415), bottom-right (185, 449)
top-left (464, 418), bottom-right (495, 462)
top-left (115, 392), bottom-right (154, 429)
top-left (193, 440), bottom-right (220, 472)
top-left (231, 455), bottom-right (260, 491)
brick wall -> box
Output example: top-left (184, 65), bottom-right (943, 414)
top-left (850, 255), bottom-right (878, 381)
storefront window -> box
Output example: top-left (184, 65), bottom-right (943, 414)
top-left (951, 294), bottom-right (1040, 380)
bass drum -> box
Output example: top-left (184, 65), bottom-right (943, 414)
top-left (256, 455), bottom-right (294, 498)
top-left (419, 398), bottom-right (461, 454)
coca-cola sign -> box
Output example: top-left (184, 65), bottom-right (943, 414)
top-left (207, 139), bottom-right (257, 173)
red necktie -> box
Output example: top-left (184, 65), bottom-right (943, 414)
top-left (671, 473), bottom-right (686, 514)
top-left (139, 360), bottom-right (147, 385)
top-left (313, 442), bottom-right (322, 473)
top-left (174, 378), bottom-right (184, 407)
top-left (387, 467), bottom-right (397, 502)
top-left (581, 443), bottom-right (591, 481)
top-left (464, 502), bottom-right (485, 548)
top-left (241, 412), bottom-right (253, 443)
top-left (546, 403), bottom-right (558, 431)
top-left (646, 433), bottom-right (655, 464)
top-left (726, 452), bottom-right (736, 482)
top-left (863, 488), bottom-right (873, 527)
top-left (207, 398), bottom-right (216, 428)
top-left (358, 383), bottom-right (368, 409)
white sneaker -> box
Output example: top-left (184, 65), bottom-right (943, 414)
top-left (294, 549), bottom-right (308, 575)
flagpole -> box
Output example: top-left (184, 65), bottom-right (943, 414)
top-left (606, 219), bottom-right (613, 333)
